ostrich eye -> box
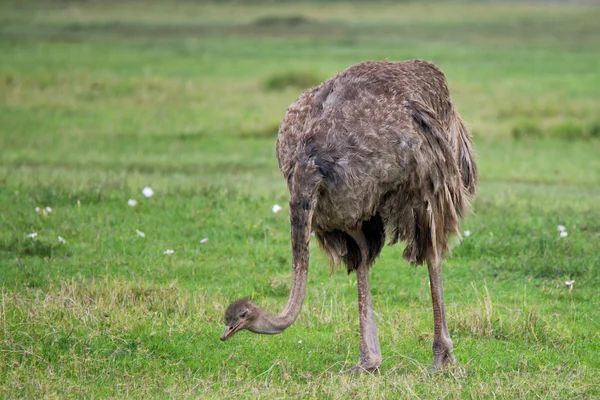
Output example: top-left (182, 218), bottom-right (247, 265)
top-left (240, 311), bottom-right (248, 318)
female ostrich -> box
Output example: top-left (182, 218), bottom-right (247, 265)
top-left (221, 60), bottom-right (477, 372)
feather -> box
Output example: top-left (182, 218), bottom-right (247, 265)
top-left (276, 59), bottom-right (477, 269)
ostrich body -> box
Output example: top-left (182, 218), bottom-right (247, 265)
top-left (221, 60), bottom-right (478, 372)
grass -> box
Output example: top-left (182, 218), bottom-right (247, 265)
top-left (1, 0), bottom-right (600, 398)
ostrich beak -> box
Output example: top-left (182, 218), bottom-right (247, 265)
top-left (220, 320), bottom-right (246, 341)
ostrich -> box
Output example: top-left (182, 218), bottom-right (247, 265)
top-left (221, 60), bottom-right (477, 372)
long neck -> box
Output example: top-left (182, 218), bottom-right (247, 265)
top-left (250, 164), bottom-right (319, 335)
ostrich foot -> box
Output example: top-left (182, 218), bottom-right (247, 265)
top-left (348, 360), bottom-right (381, 374)
top-left (430, 338), bottom-right (456, 372)
top-left (431, 351), bottom-right (456, 371)
top-left (347, 354), bottom-right (382, 374)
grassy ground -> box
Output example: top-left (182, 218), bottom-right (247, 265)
top-left (1, 1), bottom-right (600, 398)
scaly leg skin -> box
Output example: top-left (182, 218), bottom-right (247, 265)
top-left (427, 257), bottom-right (456, 371)
top-left (348, 231), bottom-right (382, 373)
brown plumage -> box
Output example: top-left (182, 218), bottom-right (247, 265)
top-left (222, 60), bottom-right (478, 372)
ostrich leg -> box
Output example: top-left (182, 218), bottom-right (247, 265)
top-left (348, 231), bottom-right (382, 372)
top-left (426, 257), bottom-right (455, 369)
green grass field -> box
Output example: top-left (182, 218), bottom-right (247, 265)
top-left (1, 1), bottom-right (600, 398)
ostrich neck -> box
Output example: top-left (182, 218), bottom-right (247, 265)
top-left (249, 265), bottom-right (308, 334)
top-left (249, 184), bottom-right (315, 335)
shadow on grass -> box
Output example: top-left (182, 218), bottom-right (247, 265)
top-left (512, 119), bottom-right (600, 140)
top-left (0, 237), bottom-right (58, 259)
top-left (263, 71), bottom-right (323, 92)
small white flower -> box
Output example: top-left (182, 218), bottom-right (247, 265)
top-left (135, 229), bottom-right (145, 238)
top-left (272, 204), bottom-right (282, 213)
top-left (58, 236), bottom-right (66, 244)
top-left (200, 238), bottom-right (208, 244)
top-left (142, 187), bottom-right (154, 198)
top-left (298, 340), bottom-right (302, 344)
top-left (45, 207), bottom-right (52, 213)
top-left (128, 199), bottom-right (138, 207)
top-left (35, 207), bottom-right (40, 213)
top-left (164, 249), bottom-right (174, 255)
top-left (463, 230), bottom-right (471, 237)
top-left (560, 231), bottom-right (568, 238)
top-left (557, 225), bottom-right (566, 232)
top-left (27, 232), bottom-right (38, 239)
top-left (565, 280), bottom-right (575, 287)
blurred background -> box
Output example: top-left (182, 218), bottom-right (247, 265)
top-left (2, 0), bottom-right (599, 190)
top-left (1, 0), bottom-right (600, 397)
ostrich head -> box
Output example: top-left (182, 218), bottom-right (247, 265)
top-left (221, 299), bottom-right (260, 341)
top-left (221, 296), bottom-right (305, 341)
